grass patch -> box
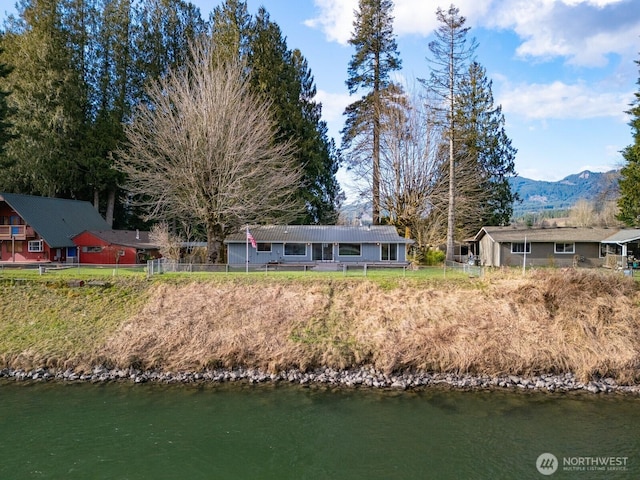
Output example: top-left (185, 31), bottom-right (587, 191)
top-left (2, 267), bottom-right (639, 383)
top-left (0, 278), bottom-right (149, 369)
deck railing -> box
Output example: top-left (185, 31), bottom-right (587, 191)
top-left (0, 225), bottom-right (27, 240)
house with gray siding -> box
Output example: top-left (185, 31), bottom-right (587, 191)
top-left (224, 225), bottom-right (413, 266)
top-left (472, 226), bottom-right (617, 268)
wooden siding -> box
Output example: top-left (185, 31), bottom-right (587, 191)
top-left (497, 242), bottom-right (603, 267)
top-left (74, 231), bottom-right (144, 264)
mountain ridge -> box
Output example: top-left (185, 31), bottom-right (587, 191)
top-left (510, 169), bottom-right (620, 216)
top-left (339, 169), bottom-right (621, 222)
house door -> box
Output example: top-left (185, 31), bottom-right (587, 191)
top-left (312, 243), bottom-right (333, 262)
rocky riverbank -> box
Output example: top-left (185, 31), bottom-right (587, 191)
top-left (3, 269), bottom-right (640, 389)
top-left (2, 365), bottom-right (639, 395)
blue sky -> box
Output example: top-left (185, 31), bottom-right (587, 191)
top-left (2, 0), bottom-right (639, 189)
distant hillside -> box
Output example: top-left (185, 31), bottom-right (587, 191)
top-left (339, 170), bottom-right (621, 222)
top-left (510, 170), bottom-right (620, 216)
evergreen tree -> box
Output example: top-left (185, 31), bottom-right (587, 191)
top-left (0, 0), bottom-right (87, 198)
top-left (454, 61), bottom-right (517, 234)
top-left (421, 4), bottom-right (476, 260)
top-left (133, 0), bottom-right (206, 106)
top-left (247, 7), bottom-right (341, 224)
top-left (342, 0), bottom-right (402, 225)
top-left (617, 53), bottom-right (640, 227)
top-left (82, 0), bottom-right (133, 226)
top-left (210, 0), bottom-right (252, 65)
top-left (0, 41), bottom-right (15, 158)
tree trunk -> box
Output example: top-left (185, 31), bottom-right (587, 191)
top-left (206, 221), bottom-right (224, 264)
top-left (446, 52), bottom-right (456, 263)
top-left (106, 188), bottom-right (116, 227)
top-left (446, 134), bottom-right (455, 262)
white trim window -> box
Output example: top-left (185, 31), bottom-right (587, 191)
top-left (28, 240), bottom-right (43, 253)
top-left (284, 243), bottom-right (306, 256)
top-left (511, 242), bottom-right (530, 254)
top-left (555, 242), bottom-right (575, 254)
top-left (381, 243), bottom-right (398, 261)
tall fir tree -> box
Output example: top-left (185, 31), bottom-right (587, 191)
top-left (342, 0), bottom-right (402, 225)
top-left (454, 61), bottom-right (517, 235)
top-left (133, 0), bottom-right (206, 107)
top-left (617, 53), bottom-right (640, 227)
top-left (247, 7), bottom-right (341, 224)
top-left (0, 41), bottom-right (15, 159)
top-left (421, 5), bottom-right (476, 260)
top-left (209, 0), bottom-right (252, 65)
top-left (83, 0), bottom-right (134, 226)
top-left (0, 0), bottom-right (87, 198)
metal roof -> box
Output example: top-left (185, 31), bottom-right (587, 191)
top-left (0, 192), bottom-right (111, 247)
top-left (79, 230), bottom-right (159, 249)
top-left (600, 229), bottom-right (640, 244)
top-left (474, 226), bottom-right (617, 243)
top-left (225, 225), bottom-right (414, 244)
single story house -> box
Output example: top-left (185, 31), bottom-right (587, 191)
top-left (73, 230), bottom-right (160, 264)
top-left (472, 226), bottom-right (618, 268)
top-left (599, 229), bottom-right (640, 269)
top-left (224, 225), bottom-right (413, 266)
top-left (0, 192), bottom-right (110, 263)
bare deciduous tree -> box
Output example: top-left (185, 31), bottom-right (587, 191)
top-left (568, 199), bottom-right (595, 227)
top-left (379, 90), bottom-right (447, 250)
top-left (149, 222), bottom-right (183, 262)
top-left (117, 41), bottom-right (303, 263)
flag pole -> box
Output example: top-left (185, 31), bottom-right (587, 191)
top-left (246, 225), bottom-right (249, 273)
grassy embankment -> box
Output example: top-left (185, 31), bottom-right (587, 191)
top-left (1, 267), bottom-right (639, 383)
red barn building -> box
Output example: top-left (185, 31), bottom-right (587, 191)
top-left (73, 230), bottom-right (160, 264)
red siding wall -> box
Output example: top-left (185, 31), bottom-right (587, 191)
top-left (0, 204), bottom-right (59, 262)
top-left (73, 231), bottom-right (139, 264)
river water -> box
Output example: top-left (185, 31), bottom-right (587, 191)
top-left (0, 381), bottom-right (637, 479)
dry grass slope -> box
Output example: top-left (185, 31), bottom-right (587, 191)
top-left (98, 270), bottom-right (640, 383)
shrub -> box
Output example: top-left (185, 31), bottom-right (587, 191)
top-left (424, 248), bottom-right (445, 266)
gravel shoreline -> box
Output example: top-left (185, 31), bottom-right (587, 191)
top-left (2, 365), bottom-right (639, 394)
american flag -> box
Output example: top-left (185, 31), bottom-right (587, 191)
top-left (247, 229), bottom-right (257, 249)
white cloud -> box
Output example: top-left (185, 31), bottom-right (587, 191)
top-left (305, 0), bottom-right (357, 45)
top-left (314, 89), bottom-right (352, 143)
top-left (498, 80), bottom-right (633, 120)
top-left (484, 0), bottom-right (640, 67)
top-left (315, 89), bottom-right (351, 123)
top-left (306, 0), bottom-right (492, 43)
top-left (306, 0), bottom-right (640, 66)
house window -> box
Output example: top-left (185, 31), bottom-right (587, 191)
top-left (555, 243), bottom-right (575, 254)
top-left (82, 246), bottom-right (103, 253)
top-left (28, 240), bottom-right (43, 253)
top-left (257, 242), bottom-right (271, 252)
top-left (381, 243), bottom-right (397, 261)
top-left (284, 243), bottom-right (306, 256)
top-left (339, 243), bottom-right (361, 256)
top-left (511, 242), bottom-right (530, 254)
top-left (600, 243), bottom-right (621, 258)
